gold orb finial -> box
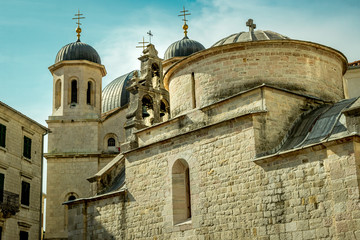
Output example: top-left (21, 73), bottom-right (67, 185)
top-left (72, 10), bottom-right (85, 41)
top-left (178, 6), bottom-right (191, 37)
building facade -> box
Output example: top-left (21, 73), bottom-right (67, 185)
top-left (46, 18), bottom-right (360, 240)
top-left (0, 101), bottom-right (47, 240)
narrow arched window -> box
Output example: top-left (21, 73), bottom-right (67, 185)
top-left (160, 99), bottom-right (169, 121)
top-left (55, 80), bottom-right (61, 109)
top-left (87, 81), bottom-right (92, 105)
top-left (142, 95), bottom-right (154, 122)
top-left (71, 80), bottom-right (77, 103)
top-left (108, 138), bottom-right (115, 147)
top-left (172, 159), bottom-right (191, 224)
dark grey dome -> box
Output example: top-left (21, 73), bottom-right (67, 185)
top-left (55, 41), bottom-right (101, 64)
top-left (164, 36), bottom-right (205, 60)
top-left (212, 30), bottom-right (289, 47)
top-left (102, 70), bottom-right (139, 113)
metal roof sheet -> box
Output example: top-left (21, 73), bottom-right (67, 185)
top-left (102, 70), bottom-right (138, 113)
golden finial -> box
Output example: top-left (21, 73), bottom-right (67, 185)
top-left (72, 10), bottom-right (85, 42)
top-left (178, 6), bottom-right (191, 37)
top-left (136, 36), bottom-right (149, 50)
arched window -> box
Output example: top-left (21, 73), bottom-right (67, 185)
top-left (86, 81), bottom-right (94, 105)
top-left (64, 192), bottom-right (78, 229)
top-left (55, 80), bottom-right (61, 109)
top-left (160, 99), bottom-right (169, 121)
top-left (87, 81), bottom-right (92, 105)
top-left (108, 138), bottom-right (115, 147)
top-left (151, 63), bottom-right (160, 78)
top-left (142, 95), bottom-right (154, 126)
top-left (71, 80), bottom-right (77, 104)
top-left (172, 159), bottom-right (191, 224)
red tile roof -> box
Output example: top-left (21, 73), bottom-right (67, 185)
top-left (349, 60), bottom-right (360, 67)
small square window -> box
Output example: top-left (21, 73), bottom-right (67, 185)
top-left (21, 181), bottom-right (30, 206)
top-left (23, 136), bottom-right (31, 159)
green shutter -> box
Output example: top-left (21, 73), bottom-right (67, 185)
top-left (0, 124), bottom-right (6, 148)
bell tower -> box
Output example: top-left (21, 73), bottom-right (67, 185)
top-left (45, 11), bottom-right (106, 240)
top-left (122, 44), bottom-right (170, 151)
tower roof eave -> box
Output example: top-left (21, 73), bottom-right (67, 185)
top-left (48, 60), bottom-right (107, 77)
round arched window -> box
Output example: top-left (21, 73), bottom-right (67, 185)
top-left (108, 138), bottom-right (116, 147)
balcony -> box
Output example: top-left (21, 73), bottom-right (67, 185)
top-left (0, 190), bottom-right (20, 218)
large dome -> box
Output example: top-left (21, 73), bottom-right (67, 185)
top-left (55, 40), bottom-right (101, 64)
top-left (212, 30), bottom-right (289, 47)
top-left (102, 70), bottom-right (138, 113)
top-left (164, 36), bottom-right (205, 60)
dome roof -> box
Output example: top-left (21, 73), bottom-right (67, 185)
top-left (102, 70), bottom-right (138, 113)
top-left (55, 40), bottom-right (101, 64)
top-left (164, 36), bottom-right (205, 60)
top-left (212, 30), bottom-right (289, 47)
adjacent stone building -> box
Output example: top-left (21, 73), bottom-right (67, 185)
top-left (0, 101), bottom-right (48, 240)
top-left (45, 17), bottom-right (360, 240)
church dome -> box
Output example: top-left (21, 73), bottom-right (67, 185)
top-left (212, 19), bottom-right (289, 47)
top-left (164, 36), bottom-right (205, 60)
top-left (55, 40), bottom-right (101, 64)
top-left (102, 70), bottom-right (138, 113)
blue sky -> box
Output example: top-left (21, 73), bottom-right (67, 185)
top-left (0, 0), bottom-right (359, 192)
top-left (0, 0), bottom-right (359, 127)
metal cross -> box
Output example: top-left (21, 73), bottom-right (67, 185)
top-left (72, 10), bottom-right (85, 28)
top-left (136, 37), bottom-right (149, 50)
top-left (246, 19), bottom-right (256, 32)
top-left (178, 6), bottom-right (191, 23)
top-left (147, 30), bottom-right (153, 44)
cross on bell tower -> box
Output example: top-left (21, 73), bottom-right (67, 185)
top-left (246, 19), bottom-right (256, 32)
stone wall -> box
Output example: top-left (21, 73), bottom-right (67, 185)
top-left (166, 40), bottom-right (346, 117)
top-left (67, 109), bottom-right (360, 240)
top-left (47, 120), bottom-right (99, 154)
top-left (100, 107), bottom-right (127, 152)
top-left (344, 67), bottom-right (360, 98)
top-left (67, 192), bottom-right (125, 240)
top-left (45, 156), bottom-right (99, 239)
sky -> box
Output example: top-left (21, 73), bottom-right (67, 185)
top-left (0, 0), bottom-right (359, 191)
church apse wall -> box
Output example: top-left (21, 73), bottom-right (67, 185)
top-left (165, 40), bottom-right (346, 117)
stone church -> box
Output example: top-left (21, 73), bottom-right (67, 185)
top-left (44, 13), bottom-right (360, 240)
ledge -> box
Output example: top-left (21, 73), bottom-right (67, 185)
top-left (0, 146), bottom-right (7, 154)
top-left (253, 134), bottom-right (360, 164)
top-left (63, 187), bottom-right (126, 206)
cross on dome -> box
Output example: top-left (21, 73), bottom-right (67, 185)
top-left (178, 6), bottom-right (191, 37)
top-left (246, 19), bottom-right (256, 32)
top-left (72, 10), bottom-right (85, 42)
